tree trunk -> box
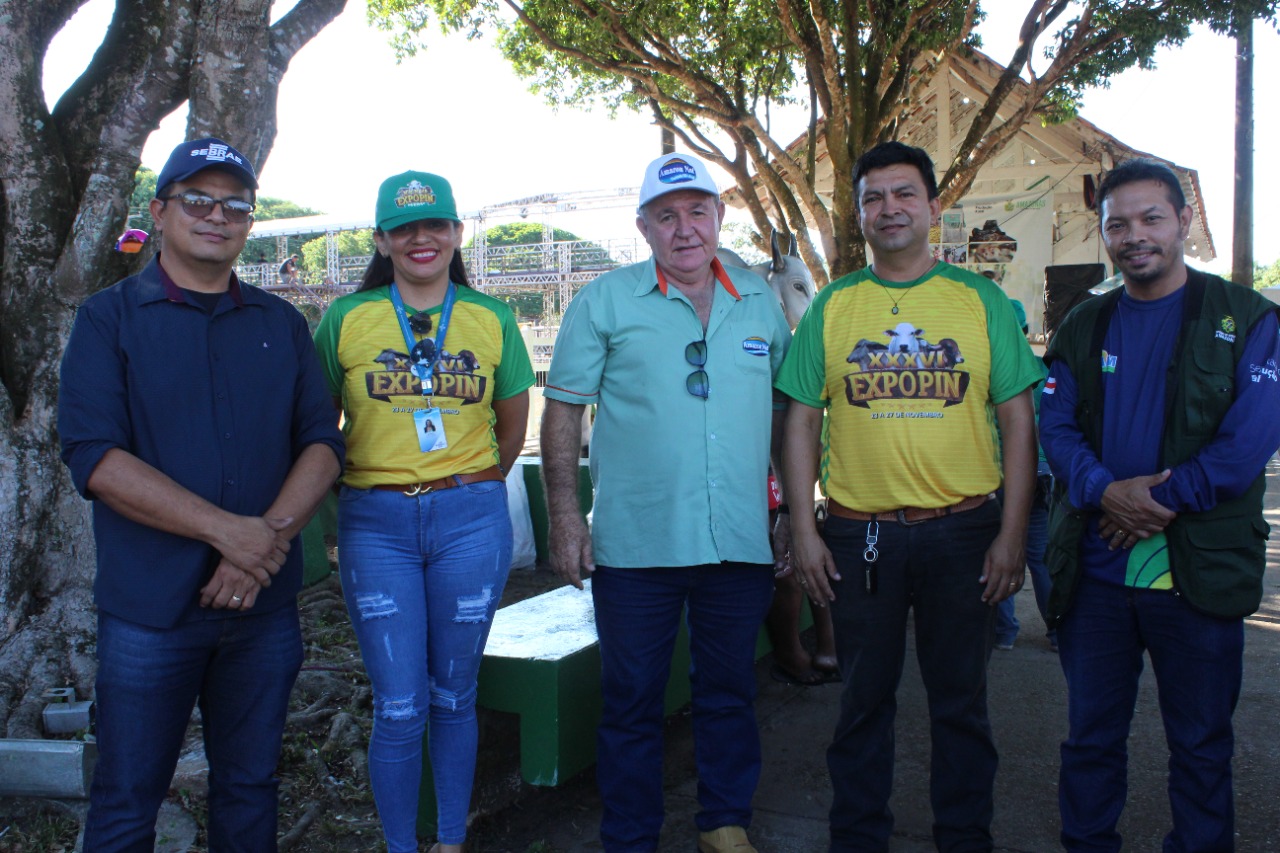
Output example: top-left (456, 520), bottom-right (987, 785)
top-left (0, 0), bottom-right (345, 737)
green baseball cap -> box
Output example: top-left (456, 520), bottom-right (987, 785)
top-left (376, 171), bottom-right (459, 231)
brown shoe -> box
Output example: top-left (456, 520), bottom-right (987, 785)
top-left (698, 825), bottom-right (757, 852)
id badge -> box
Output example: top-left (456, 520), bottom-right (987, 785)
top-left (413, 408), bottom-right (448, 452)
top-left (413, 362), bottom-right (434, 396)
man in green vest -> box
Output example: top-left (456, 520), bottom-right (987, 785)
top-left (1041, 158), bottom-right (1280, 852)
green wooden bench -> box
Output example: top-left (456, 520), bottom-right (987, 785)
top-left (415, 579), bottom-right (813, 835)
top-left (417, 580), bottom-right (694, 834)
top-left (301, 492), bottom-right (338, 586)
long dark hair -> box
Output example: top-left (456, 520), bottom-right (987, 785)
top-left (358, 223), bottom-right (472, 292)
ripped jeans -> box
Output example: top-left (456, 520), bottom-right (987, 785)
top-left (337, 480), bottom-right (512, 850)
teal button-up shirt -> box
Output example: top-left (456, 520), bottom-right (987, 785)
top-left (545, 258), bottom-right (790, 567)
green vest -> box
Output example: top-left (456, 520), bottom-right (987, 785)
top-left (1044, 269), bottom-right (1276, 623)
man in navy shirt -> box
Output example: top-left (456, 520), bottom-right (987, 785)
top-left (59, 137), bottom-right (343, 852)
top-left (1041, 159), bottom-right (1280, 852)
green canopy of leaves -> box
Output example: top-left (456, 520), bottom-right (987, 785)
top-left (465, 221), bottom-right (581, 247)
top-left (369, 0), bottom-right (1280, 281)
top-left (1255, 257), bottom-right (1280, 290)
top-left (299, 230), bottom-right (377, 274)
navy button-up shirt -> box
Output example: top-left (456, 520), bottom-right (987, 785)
top-left (59, 256), bottom-right (344, 628)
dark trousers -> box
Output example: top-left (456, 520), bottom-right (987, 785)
top-left (823, 502), bottom-right (1001, 853)
top-left (591, 563), bottom-right (775, 852)
top-left (84, 607), bottom-right (303, 853)
top-left (1058, 576), bottom-right (1243, 853)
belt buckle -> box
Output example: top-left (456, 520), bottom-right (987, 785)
top-left (895, 508), bottom-right (926, 527)
top-left (403, 482), bottom-right (433, 496)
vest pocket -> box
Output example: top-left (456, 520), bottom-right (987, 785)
top-left (1186, 346), bottom-right (1235, 439)
top-left (1172, 515), bottom-right (1268, 618)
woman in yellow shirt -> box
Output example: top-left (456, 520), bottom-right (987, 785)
top-left (314, 171), bottom-right (534, 853)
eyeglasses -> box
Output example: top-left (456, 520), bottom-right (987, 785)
top-left (685, 339), bottom-right (709, 399)
top-left (160, 191), bottom-right (256, 223)
top-left (409, 312), bottom-right (433, 335)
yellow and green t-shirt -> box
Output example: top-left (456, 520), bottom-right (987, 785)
top-left (775, 263), bottom-right (1042, 512)
top-left (314, 284), bottom-right (534, 488)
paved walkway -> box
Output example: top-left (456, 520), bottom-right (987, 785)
top-left (515, 458), bottom-right (1280, 852)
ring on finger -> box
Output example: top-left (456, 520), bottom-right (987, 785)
top-left (231, 595), bottom-right (243, 603)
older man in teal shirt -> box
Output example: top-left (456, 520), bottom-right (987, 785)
top-left (541, 152), bottom-right (790, 853)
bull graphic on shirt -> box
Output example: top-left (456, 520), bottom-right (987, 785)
top-left (365, 348), bottom-right (488, 404)
top-left (843, 323), bottom-right (969, 408)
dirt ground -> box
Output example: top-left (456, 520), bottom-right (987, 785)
top-left (6, 459), bottom-right (1280, 851)
top-left (0, 557), bottom-right (567, 853)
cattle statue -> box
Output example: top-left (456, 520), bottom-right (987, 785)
top-left (716, 231), bottom-right (816, 330)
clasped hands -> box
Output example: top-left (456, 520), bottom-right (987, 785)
top-left (1098, 470), bottom-right (1177, 551)
top-left (199, 515), bottom-right (294, 610)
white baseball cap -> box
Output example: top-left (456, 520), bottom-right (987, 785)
top-left (638, 153), bottom-right (720, 210)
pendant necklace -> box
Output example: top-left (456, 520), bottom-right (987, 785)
top-left (880, 282), bottom-right (908, 315)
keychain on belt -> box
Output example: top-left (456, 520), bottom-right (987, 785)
top-left (863, 521), bottom-right (879, 594)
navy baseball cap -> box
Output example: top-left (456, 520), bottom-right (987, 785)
top-left (155, 137), bottom-right (258, 196)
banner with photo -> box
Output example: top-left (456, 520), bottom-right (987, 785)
top-left (930, 189), bottom-right (1055, 338)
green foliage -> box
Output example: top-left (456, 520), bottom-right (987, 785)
top-left (299, 230), bottom-right (377, 273)
top-left (501, 291), bottom-right (545, 321)
top-left (254, 196), bottom-right (322, 222)
top-left (465, 221), bottom-right (581, 248)
top-left (1254, 257), bottom-right (1280, 290)
top-left (129, 166), bottom-right (158, 234)
top-left (465, 222), bottom-right (591, 321)
top-left (369, 0), bottom-right (1280, 281)
top-left (720, 222), bottom-right (768, 266)
top-left (240, 197), bottom-right (326, 264)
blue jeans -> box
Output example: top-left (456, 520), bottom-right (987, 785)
top-left (996, 471), bottom-right (1054, 646)
top-left (338, 481), bottom-right (511, 850)
top-left (823, 501), bottom-right (1001, 853)
top-left (84, 606), bottom-right (303, 853)
top-left (1058, 576), bottom-right (1243, 853)
top-left (591, 563), bottom-right (774, 852)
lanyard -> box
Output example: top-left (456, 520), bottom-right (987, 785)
top-left (389, 281), bottom-right (456, 397)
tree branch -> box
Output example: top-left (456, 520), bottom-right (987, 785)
top-left (271, 0), bottom-right (349, 68)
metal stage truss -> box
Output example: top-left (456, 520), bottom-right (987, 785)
top-left (240, 237), bottom-right (650, 323)
top-left (240, 187), bottom-right (648, 326)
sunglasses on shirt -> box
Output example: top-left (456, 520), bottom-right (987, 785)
top-left (409, 312), bottom-right (433, 335)
top-left (686, 339), bottom-right (709, 399)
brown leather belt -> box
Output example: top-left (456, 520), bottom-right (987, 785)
top-left (371, 465), bottom-right (504, 496)
top-left (826, 493), bottom-right (995, 526)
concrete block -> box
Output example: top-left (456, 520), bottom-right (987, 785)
top-left (0, 738), bottom-right (97, 799)
top-left (43, 700), bottom-right (93, 734)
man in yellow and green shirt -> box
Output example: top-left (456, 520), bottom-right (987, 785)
top-left (778, 141), bottom-right (1041, 853)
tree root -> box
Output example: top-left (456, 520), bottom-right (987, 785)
top-left (277, 800), bottom-right (323, 851)
top-left (286, 693), bottom-right (338, 729)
